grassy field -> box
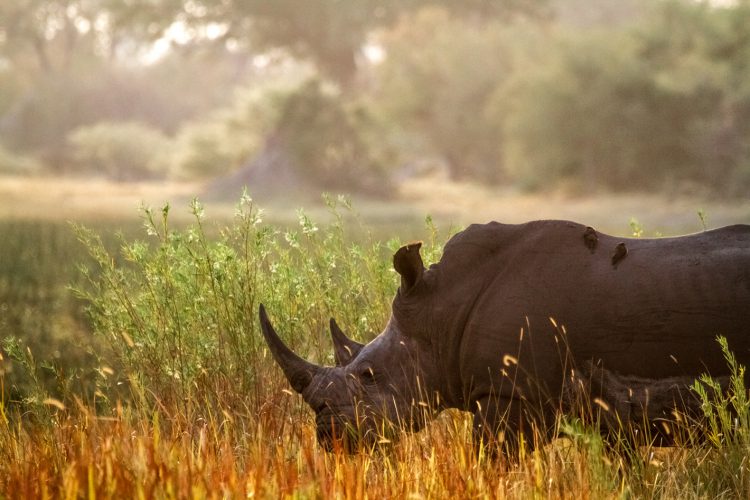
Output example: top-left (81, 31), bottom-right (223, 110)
top-left (1, 175), bottom-right (750, 498)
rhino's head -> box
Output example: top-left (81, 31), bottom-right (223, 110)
top-left (259, 242), bottom-right (438, 451)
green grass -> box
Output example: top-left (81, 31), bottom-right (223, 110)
top-left (1, 193), bottom-right (750, 498)
top-left (0, 218), bottom-right (112, 403)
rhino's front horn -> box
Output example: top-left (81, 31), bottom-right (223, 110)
top-left (330, 318), bottom-right (364, 366)
top-left (259, 304), bottom-right (322, 393)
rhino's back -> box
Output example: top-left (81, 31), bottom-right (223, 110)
top-left (571, 224), bottom-right (750, 377)
top-left (445, 221), bottom-right (750, 381)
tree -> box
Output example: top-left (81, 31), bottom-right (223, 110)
top-left (635, 0), bottom-right (750, 193)
top-left (375, 8), bottom-right (517, 182)
top-left (114, 0), bottom-right (548, 87)
top-left (499, 0), bottom-right (750, 194)
top-left (215, 79), bottom-right (394, 196)
top-left (0, 0), bottom-right (110, 76)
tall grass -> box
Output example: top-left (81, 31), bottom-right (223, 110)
top-left (0, 219), bottom-right (131, 405)
top-left (1, 196), bottom-right (749, 498)
top-left (71, 193), bottom-right (437, 421)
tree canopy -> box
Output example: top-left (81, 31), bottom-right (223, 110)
top-left (1, 0), bottom-right (750, 195)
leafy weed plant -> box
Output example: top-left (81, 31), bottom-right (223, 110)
top-left (73, 193), bottom-right (443, 425)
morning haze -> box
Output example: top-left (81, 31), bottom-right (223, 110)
top-left (1, 0), bottom-right (750, 497)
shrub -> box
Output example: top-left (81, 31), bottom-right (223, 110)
top-left (67, 121), bottom-right (172, 181)
top-left (170, 85), bottom-right (285, 179)
top-left (272, 79), bottom-right (395, 194)
top-left (170, 120), bottom-right (238, 179)
top-left (74, 194), bottom-right (443, 416)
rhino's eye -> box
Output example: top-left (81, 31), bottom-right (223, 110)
top-left (360, 367), bottom-right (376, 384)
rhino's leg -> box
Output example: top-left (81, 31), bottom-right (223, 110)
top-left (472, 395), bottom-right (548, 458)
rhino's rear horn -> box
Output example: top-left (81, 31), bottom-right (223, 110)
top-left (330, 318), bottom-right (364, 366)
top-left (259, 304), bottom-right (322, 393)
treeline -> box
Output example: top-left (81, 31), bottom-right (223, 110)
top-left (0, 0), bottom-right (749, 195)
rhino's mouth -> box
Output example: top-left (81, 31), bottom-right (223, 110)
top-left (315, 408), bottom-right (385, 452)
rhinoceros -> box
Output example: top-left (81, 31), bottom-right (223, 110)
top-left (259, 220), bottom-right (750, 453)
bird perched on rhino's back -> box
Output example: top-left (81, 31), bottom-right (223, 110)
top-left (260, 220), bottom-right (750, 455)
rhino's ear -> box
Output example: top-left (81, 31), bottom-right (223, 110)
top-left (393, 241), bottom-right (424, 294)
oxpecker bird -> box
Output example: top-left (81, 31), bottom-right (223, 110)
top-left (611, 242), bottom-right (628, 267)
top-left (583, 226), bottom-right (598, 253)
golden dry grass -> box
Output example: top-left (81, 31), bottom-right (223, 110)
top-left (0, 405), bottom-right (637, 499)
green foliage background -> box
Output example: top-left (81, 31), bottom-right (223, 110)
top-left (2, 1), bottom-right (750, 194)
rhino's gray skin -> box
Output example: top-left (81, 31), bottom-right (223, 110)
top-left (260, 220), bottom-right (750, 453)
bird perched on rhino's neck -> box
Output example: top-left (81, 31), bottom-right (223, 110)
top-left (260, 219), bottom-right (750, 455)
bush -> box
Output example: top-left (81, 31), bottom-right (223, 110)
top-left (272, 79), bottom-right (395, 194)
top-left (171, 85), bottom-right (286, 179)
top-left (170, 120), bottom-right (239, 179)
top-left (74, 195), bottom-right (443, 414)
top-left (67, 121), bottom-right (172, 181)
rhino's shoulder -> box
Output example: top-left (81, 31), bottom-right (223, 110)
top-left (439, 220), bottom-right (587, 266)
top-left (444, 220), bottom-right (586, 250)
top-left (443, 221), bottom-right (517, 252)
top-left (705, 224), bottom-right (750, 238)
